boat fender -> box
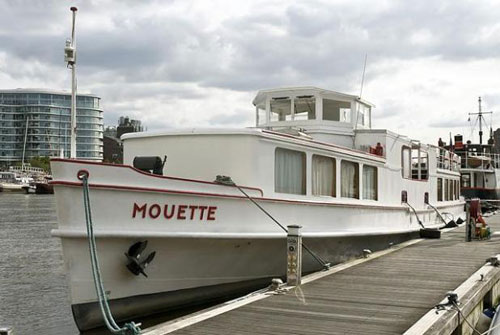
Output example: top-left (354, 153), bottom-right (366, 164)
top-left (125, 240), bottom-right (156, 277)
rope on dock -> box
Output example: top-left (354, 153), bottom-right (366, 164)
top-left (80, 171), bottom-right (141, 335)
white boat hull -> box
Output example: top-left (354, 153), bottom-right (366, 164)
top-left (50, 159), bottom-right (465, 330)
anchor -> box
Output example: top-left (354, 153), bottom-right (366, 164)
top-left (125, 240), bottom-right (156, 277)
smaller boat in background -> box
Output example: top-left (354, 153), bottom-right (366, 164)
top-left (443, 97), bottom-right (500, 202)
top-left (0, 172), bottom-right (30, 193)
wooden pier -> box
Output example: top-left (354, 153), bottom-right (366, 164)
top-left (143, 214), bottom-right (500, 335)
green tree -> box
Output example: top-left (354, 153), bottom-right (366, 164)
top-left (29, 156), bottom-right (51, 173)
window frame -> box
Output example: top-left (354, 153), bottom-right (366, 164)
top-left (274, 147), bottom-right (306, 195)
top-left (311, 154), bottom-right (336, 197)
top-left (362, 164), bottom-right (378, 201)
top-left (340, 159), bottom-right (360, 199)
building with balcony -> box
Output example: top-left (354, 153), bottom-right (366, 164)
top-left (0, 89), bottom-right (103, 167)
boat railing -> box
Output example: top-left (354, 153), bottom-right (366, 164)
top-left (462, 152), bottom-right (500, 170)
top-left (436, 147), bottom-right (461, 172)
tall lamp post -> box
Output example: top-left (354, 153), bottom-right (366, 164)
top-left (64, 7), bottom-right (78, 159)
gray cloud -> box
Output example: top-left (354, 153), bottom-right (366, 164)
top-left (1, 0), bottom-right (500, 136)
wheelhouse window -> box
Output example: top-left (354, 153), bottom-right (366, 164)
top-left (294, 96), bottom-right (316, 120)
top-left (312, 155), bottom-right (336, 197)
top-left (357, 104), bottom-right (370, 126)
top-left (256, 107), bottom-right (266, 126)
top-left (275, 148), bottom-right (306, 195)
top-left (411, 149), bottom-right (429, 180)
top-left (362, 165), bottom-right (378, 200)
top-left (270, 97), bottom-right (291, 122)
top-left (437, 178), bottom-right (443, 201)
top-left (323, 99), bottom-right (350, 122)
top-left (403, 145), bottom-right (428, 180)
top-left (402, 146), bottom-right (411, 178)
top-left (341, 160), bottom-right (359, 199)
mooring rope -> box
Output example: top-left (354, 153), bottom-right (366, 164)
top-left (214, 176), bottom-right (330, 270)
top-left (81, 172), bottom-right (141, 335)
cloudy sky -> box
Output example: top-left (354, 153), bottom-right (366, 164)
top-left (1, 0), bottom-right (500, 144)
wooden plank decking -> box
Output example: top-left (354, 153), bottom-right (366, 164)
top-left (146, 215), bottom-right (500, 335)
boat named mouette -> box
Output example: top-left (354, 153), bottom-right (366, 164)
top-left (50, 86), bottom-right (465, 331)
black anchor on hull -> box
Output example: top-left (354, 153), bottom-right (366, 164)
top-left (125, 240), bottom-right (156, 277)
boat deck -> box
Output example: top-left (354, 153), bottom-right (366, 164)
top-left (143, 214), bottom-right (500, 335)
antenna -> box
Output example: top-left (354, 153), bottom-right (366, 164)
top-left (469, 96), bottom-right (493, 145)
top-left (359, 53), bottom-right (368, 98)
top-left (65, 7), bottom-right (78, 159)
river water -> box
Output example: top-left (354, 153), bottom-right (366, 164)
top-left (0, 193), bottom-right (78, 334)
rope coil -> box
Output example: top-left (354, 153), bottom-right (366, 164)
top-left (81, 171), bottom-right (141, 334)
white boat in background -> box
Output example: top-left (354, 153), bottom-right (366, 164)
top-left (50, 87), bottom-right (465, 331)
top-left (0, 171), bottom-right (32, 192)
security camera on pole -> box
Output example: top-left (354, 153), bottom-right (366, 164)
top-left (64, 7), bottom-right (78, 159)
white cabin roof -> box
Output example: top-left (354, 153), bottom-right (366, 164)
top-left (252, 86), bottom-right (375, 108)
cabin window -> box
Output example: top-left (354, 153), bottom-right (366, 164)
top-left (449, 179), bottom-right (454, 200)
top-left (456, 180), bottom-right (460, 199)
top-left (270, 97), bottom-right (291, 122)
top-left (461, 173), bottom-right (470, 188)
top-left (294, 96), bottom-right (316, 120)
top-left (362, 165), bottom-right (378, 200)
top-left (451, 180), bottom-right (455, 200)
top-left (312, 155), bottom-right (336, 197)
top-left (323, 99), bottom-right (351, 122)
top-left (275, 148), bottom-right (306, 195)
top-left (341, 160), bottom-right (359, 199)
top-left (402, 147), bottom-right (411, 178)
top-left (445, 179), bottom-right (449, 200)
top-left (256, 107), bottom-right (266, 126)
top-left (437, 178), bottom-right (443, 201)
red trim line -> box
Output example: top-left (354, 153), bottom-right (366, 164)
top-left (51, 180), bottom-right (418, 210)
top-left (50, 158), bottom-right (264, 196)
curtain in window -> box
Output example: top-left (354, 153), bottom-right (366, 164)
top-left (362, 165), bottom-right (377, 200)
top-left (341, 161), bottom-right (359, 198)
top-left (312, 155), bottom-right (335, 196)
top-left (275, 148), bottom-right (305, 194)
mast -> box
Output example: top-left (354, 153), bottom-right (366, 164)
top-left (469, 96), bottom-right (492, 146)
top-left (478, 97), bottom-right (483, 145)
top-left (65, 7), bottom-right (78, 158)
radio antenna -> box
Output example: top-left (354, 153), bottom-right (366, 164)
top-left (359, 53), bottom-right (368, 98)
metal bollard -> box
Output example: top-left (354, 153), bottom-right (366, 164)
top-left (465, 201), bottom-right (471, 242)
top-left (287, 225), bottom-right (302, 286)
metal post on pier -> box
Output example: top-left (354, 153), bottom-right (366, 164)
top-left (287, 225), bottom-right (302, 286)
